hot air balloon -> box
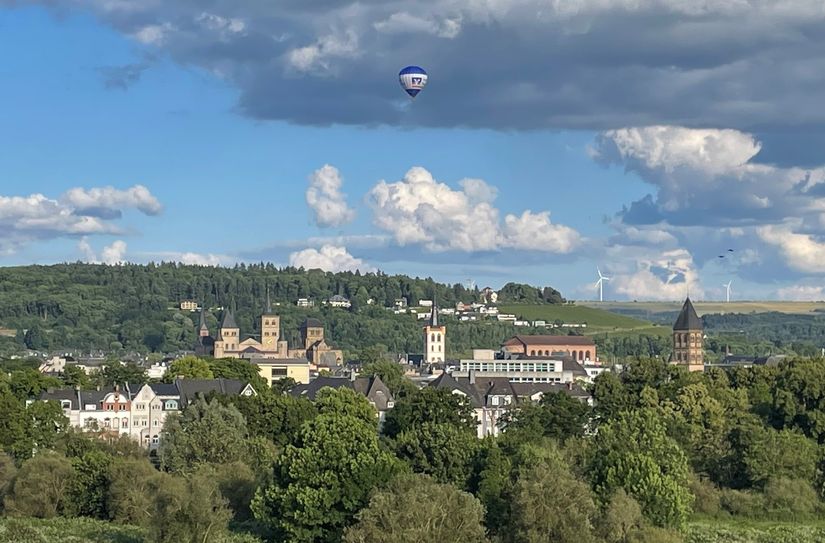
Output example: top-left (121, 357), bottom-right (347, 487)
top-left (399, 66), bottom-right (428, 98)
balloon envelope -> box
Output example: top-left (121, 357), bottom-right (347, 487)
top-left (399, 66), bottom-right (428, 98)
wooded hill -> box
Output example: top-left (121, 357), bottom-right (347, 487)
top-left (0, 263), bottom-right (564, 356)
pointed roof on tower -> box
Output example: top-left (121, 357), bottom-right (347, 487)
top-left (221, 307), bottom-right (238, 329)
top-left (264, 287), bottom-right (275, 315)
top-left (673, 297), bottom-right (702, 331)
top-left (198, 305), bottom-right (209, 333)
top-left (429, 295), bottom-right (439, 327)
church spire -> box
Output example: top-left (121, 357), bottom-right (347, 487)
top-left (265, 286), bottom-right (274, 315)
top-left (198, 303), bottom-right (209, 336)
top-left (429, 295), bottom-right (439, 327)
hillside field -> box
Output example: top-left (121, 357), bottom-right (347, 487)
top-left (582, 301), bottom-right (825, 316)
top-left (497, 303), bottom-right (665, 335)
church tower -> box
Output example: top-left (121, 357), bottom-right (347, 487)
top-left (214, 306), bottom-right (239, 358)
top-left (671, 297), bottom-right (704, 372)
top-left (260, 289), bottom-right (280, 352)
top-left (424, 297), bottom-right (446, 363)
top-left (198, 305), bottom-right (210, 338)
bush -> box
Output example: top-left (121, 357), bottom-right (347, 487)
top-left (689, 476), bottom-right (723, 518)
top-left (719, 488), bottom-right (765, 518)
top-left (763, 477), bottom-right (820, 520)
top-left (629, 526), bottom-right (683, 543)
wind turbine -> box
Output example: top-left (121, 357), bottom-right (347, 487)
top-left (595, 268), bottom-right (611, 302)
top-left (723, 280), bottom-right (732, 303)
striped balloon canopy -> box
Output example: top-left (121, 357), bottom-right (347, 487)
top-left (399, 66), bottom-right (428, 98)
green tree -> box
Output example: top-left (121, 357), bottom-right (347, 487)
top-left (220, 393), bottom-right (315, 447)
top-left (344, 473), bottom-right (489, 543)
top-left (253, 413), bottom-right (403, 543)
top-left (4, 453), bottom-right (74, 518)
top-left (383, 387), bottom-right (476, 438)
top-left (158, 398), bottom-right (249, 472)
top-left (66, 449), bottom-right (112, 518)
top-left (0, 387), bottom-right (32, 459)
top-left (315, 387), bottom-right (378, 426)
top-left (511, 450), bottom-right (598, 543)
top-left (23, 324), bottom-right (48, 350)
top-left (165, 355), bottom-right (213, 381)
top-left (598, 490), bottom-right (645, 543)
top-left (587, 409), bottom-right (693, 529)
top-left (107, 457), bottom-right (159, 526)
top-left (61, 365), bottom-right (90, 389)
top-left (471, 439), bottom-right (512, 536)
top-left (391, 422), bottom-right (479, 487)
top-left (0, 452), bottom-right (17, 513)
top-left (97, 362), bottom-right (147, 387)
top-left (149, 470), bottom-right (233, 543)
top-left (742, 427), bottom-right (818, 487)
top-left (502, 392), bottom-right (591, 444)
top-left (8, 370), bottom-right (61, 401)
top-left (27, 400), bottom-right (69, 452)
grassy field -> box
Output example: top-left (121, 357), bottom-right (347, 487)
top-left (497, 303), bottom-right (665, 336)
top-left (583, 301), bottom-right (825, 316)
top-left (685, 520), bottom-right (825, 542)
top-left (0, 517), bottom-right (261, 543)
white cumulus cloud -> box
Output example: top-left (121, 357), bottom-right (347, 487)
top-left (77, 237), bottom-right (128, 264)
top-left (61, 184), bottom-right (163, 216)
top-left (289, 245), bottom-right (374, 273)
top-left (776, 285), bottom-right (825, 301)
top-left (367, 166), bottom-right (580, 253)
top-left (609, 248), bottom-right (704, 301)
top-left (756, 225), bottom-right (825, 275)
top-left (305, 165), bottom-right (356, 228)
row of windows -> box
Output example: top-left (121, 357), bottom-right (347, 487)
top-left (528, 349), bottom-right (591, 360)
top-left (429, 333), bottom-right (443, 342)
top-left (430, 345), bottom-right (442, 352)
top-left (132, 401), bottom-right (178, 411)
top-left (462, 362), bottom-right (557, 372)
top-left (104, 404), bottom-right (129, 411)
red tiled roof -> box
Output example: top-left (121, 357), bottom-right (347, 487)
top-left (503, 334), bottom-right (595, 346)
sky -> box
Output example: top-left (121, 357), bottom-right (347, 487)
top-left (2, 1), bottom-right (825, 302)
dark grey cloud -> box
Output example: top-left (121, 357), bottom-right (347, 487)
top-left (16, 0), bottom-right (825, 133)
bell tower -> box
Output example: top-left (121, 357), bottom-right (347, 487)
top-left (423, 297), bottom-right (446, 363)
top-left (671, 297), bottom-right (704, 372)
top-left (261, 288), bottom-right (280, 351)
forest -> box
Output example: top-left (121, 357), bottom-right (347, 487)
top-left (0, 263), bottom-right (562, 358)
top-left (3, 355), bottom-right (825, 542)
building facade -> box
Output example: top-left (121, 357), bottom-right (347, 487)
top-left (501, 334), bottom-right (597, 362)
top-left (671, 297), bottom-right (704, 372)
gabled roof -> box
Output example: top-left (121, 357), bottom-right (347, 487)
top-left (673, 297), bottom-right (702, 331)
top-left (428, 373), bottom-right (516, 408)
top-left (301, 318), bottom-right (323, 329)
top-left (562, 357), bottom-right (589, 376)
top-left (220, 309), bottom-right (238, 329)
top-left (290, 375), bottom-right (395, 410)
top-left (503, 335), bottom-right (595, 346)
top-left (175, 378), bottom-right (251, 406)
top-left (149, 383), bottom-right (179, 396)
top-left (510, 381), bottom-right (591, 401)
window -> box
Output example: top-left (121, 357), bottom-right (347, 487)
top-left (492, 396), bottom-right (499, 406)
top-left (153, 420), bottom-right (159, 427)
top-left (431, 333), bottom-right (435, 342)
top-left (164, 400), bottom-right (178, 410)
top-left (437, 333), bottom-right (441, 341)
top-left (431, 345), bottom-right (434, 352)
top-left (121, 418), bottom-right (128, 428)
top-left (60, 400), bottom-right (71, 409)
top-left (151, 435), bottom-right (159, 445)
top-left (530, 350), bottom-right (536, 356)
top-left (272, 367), bottom-right (288, 377)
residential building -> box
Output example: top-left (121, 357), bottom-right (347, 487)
top-left (296, 298), bottom-right (314, 308)
top-left (501, 334), bottom-right (597, 363)
top-left (290, 374), bottom-right (395, 424)
top-left (429, 372), bottom-right (590, 438)
top-left (180, 300), bottom-right (199, 311)
top-left (255, 358), bottom-right (312, 387)
top-left (424, 298), bottom-right (446, 363)
top-left (670, 297), bottom-right (704, 372)
top-left (419, 299), bottom-right (433, 307)
top-left (326, 295), bottom-right (352, 308)
top-left (41, 378), bottom-right (256, 450)
top-left (146, 361), bottom-right (169, 380)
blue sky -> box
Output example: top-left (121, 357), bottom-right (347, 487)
top-left (2, 2), bottom-right (825, 302)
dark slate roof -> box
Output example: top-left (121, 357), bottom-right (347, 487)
top-left (220, 309), bottom-right (238, 329)
top-left (562, 357), bottom-right (589, 377)
top-left (301, 318), bottom-right (323, 329)
top-left (428, 373), bottom-right (516, 408)
top-left (198, 308), bottom-right (209, 332)
top-left (503, 335), bottom-right (595, 346)
top-left (175, 378), bottom-right (248, 406)
top-left (673, 297), bottom-right (702, 331)
top-left (290, 375), bottom-right (395, 410)
top-left (149, 383), bottom-right (179, 396)
top-left (430, 296), bottom-right (439, 327)
top-left (39, 388), bottom-right (79, 409)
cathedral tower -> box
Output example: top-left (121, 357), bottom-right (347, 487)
top-left (424, 297), bottom-right (446, 363)
top-left (671, 297), bottom-right (704, 372)
top-left (261, 289), bottom-right (280, 351)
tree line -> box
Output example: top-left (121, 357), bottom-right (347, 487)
top-left (4, 354), bottom-right (825, 541)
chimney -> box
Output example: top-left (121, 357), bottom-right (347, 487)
top-left (469, 369), bottom-right (476, 385)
